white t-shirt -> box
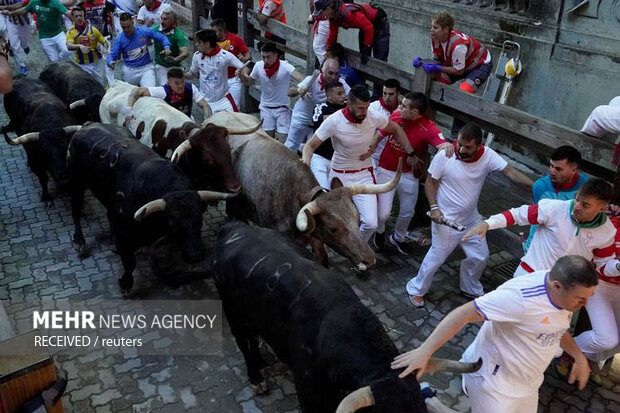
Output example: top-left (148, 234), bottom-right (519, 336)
top-left (189, 49), bottom-right (243, 102)
top-left (581, 96), bottom-right (620, 140)
top-left (315, 108), bottom-right (389, 170)
top-left (250, 60), bottom-right (296, 109)
top-left (428, 146), bottom-right (507, 225)
top-left (137, 4), bottom-right (164, 27)
top-left (462, 270), bottom-right (572, 398)
top-left (147, 84), bottom-right (205, 104)
top-left (291, 75), bottom-right (351, 125)
top-left (261, 0), bottom-right (279, 17)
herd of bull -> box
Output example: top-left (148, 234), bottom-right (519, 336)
top-left (2, 61), bottom-right (480, 412)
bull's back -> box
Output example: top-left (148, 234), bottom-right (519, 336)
top-left (40, 62), bottom-right (104, 104)
top-left (99, 81), bottom-right (137, 125)
top-left (231, 135), bottom-right (319, 231)
top-left (131, 97), bottom-right (192, 148)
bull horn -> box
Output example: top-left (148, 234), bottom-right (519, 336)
top-left (346, 159), bottom-right (402, 197)
top-left (197, 190), bottom-right (239, 202)
top-left (426, 357), bottom-right (482, 374)
top-left (6, 132), bottom-right (39, 145)
top-left (171, 140), bottom-right (191, 163)
top-left (69, 99), bottom-right (86, 110)
top-left (226, 119), bottom-right (264, 136)
top-left (335, 386), bottom-right (375, 413)
top-left (134, 199), bottom-right (166, 221)
top-left (295, 200), bottom-right (320, 232)
top-left (62, 125), bottom-right (82, 134)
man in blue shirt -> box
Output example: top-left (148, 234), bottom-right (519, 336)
top-left (107, 12), bottom-right (171, 86)
top-left (523, 145), bottom-right (588, 252)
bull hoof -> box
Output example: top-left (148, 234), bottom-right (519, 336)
top-left (73, 242), bottom-right (89, 258)
top-left (251, 381), bottom-right (268, 395)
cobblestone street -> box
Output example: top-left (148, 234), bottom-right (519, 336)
top-left (1, 20), bottom-right (619, 413)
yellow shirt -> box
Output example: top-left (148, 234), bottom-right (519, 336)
top-left (66, 24), bottom-right (106, 64)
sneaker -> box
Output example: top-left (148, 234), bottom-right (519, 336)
top-left (405, 231), bottom-right (431, 247)
top-left (23, 46), bottom-right (30, 54)
top-left (19, 66), bottom-right (27, 75)
top-left (408, 294), bottom-right (425, 307)
top-left (389, 234), bottom-right (412, 255)
top-left (370, 231), bottom-right (386, 250)
top-left (419, 382), bottom-right (436, 400)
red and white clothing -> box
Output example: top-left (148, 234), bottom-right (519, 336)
top-left (217, 32), bottom-right (249, 108)
top-left (462, 270), bottom-right (572, 412)
top-left (338, 3), bottom-right (378, 48)
top-left (377, 113), bottom-right (445, 241)
top-left (189, 47), bottom-right (243, 113)
top-left (137, 1), bottom-right (164, 27)
top-left (312, 16), bottom-right (338, 65)
top-left (285, 74), bottom-right (350, 152)
top-left (315, 107), bottom-right (389, 242)
top-left (250, 59), bottom-right (296, 134)
top-left (574, 215), bottom-right (620, 363)
top-left (485, 199), bottom-right (616, 277)
top-left (432, 30), bottom-right (490, 73)
top-left (258, 0), bottom-right (286, 38)
top-left (369, 97), bottom-right (398, 171)
top-left (406, 146), bottom-right (507, 298)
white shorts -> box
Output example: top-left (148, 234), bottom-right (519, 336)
top-left (208, 93), bottom-right (238, 114)
top-left (462, 374), bottom-right (538, 413)
top-left (260, 106), bottom-right (291, 134)
top-left (123, 63), bottom-right (157, 86)
top-left (154, 64), bottom-right (169, 86)
top-left (40, 31), bottom-right (70, 63)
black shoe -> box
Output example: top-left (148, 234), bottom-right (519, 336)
top-left (370, 232), bottom-right (386, 250)
top-left (460, 290), bottom-right (482, 300)
top-left (389, 234), bottom-right (412, 256)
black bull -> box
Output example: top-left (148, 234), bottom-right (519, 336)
top-left (68, 123), bottom-right (237, 293)
top-left (212, 222), bottom-right (481, 413)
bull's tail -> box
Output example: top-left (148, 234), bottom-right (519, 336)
top-left (426, 357), bottom-right (482, 374)
top-left (2, 123), bottom-right (14, 144)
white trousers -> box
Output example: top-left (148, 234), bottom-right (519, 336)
top-left (40, 31), bottom-right (70, 63)
top-left (371, 139), bottom-right (387, 172)
top-left (208, 93), bottom-right (237, 114)
top-left (574, 279), bottom-right (620, 362)
top-left (330, 168), bottom-right (377, 243)
top-left (228, 76), bottom-right (241, 108)
top-left (155, 64), bottom-right (169, 86)
top-left (376, 167), bottom-right (419, 241)
top-left (310, 153), bottom-right (331, 190)
top-left (7, 22), bottom-right (30, 68)
top-left (406, 220), bottom-right (488, 297)
top-left (78, 60), bottom-right (104, 85)
top-left (260, 106), bottom-right (291, 134)
top-left (462, 374), bottom-right (538, 413)
top-left (285, 115), bottom-right (313, 152)
top-left (123, 63), bottom-right (157, 86)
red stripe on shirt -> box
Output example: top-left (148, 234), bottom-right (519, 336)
top-left (527, 204), bottom-right (539, 225)
top-left (501, 211), bottom-right (515, 227)
top-left (593, 245), bottom-right (615, 258)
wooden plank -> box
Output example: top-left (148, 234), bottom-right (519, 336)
top-left (246, 11), bottom-right (308, 51)
top-left (428, 82), bottom-right (615, 175)
top-left (254, 35), bottom-right (307, 60)
top-left (190, 0), bottom-right (204, 35)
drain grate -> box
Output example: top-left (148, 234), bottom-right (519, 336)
top-left (490, 258), bottom-right (520, 281)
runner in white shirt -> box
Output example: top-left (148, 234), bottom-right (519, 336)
top-left (465, 178), bottom-right (615, 277)
top-left (185, 28), bottom-right (244, 114)
top-left (239, 42), bottom-right (304, 143)
top-left (581, 96), bottom-right (620, 140)
top-left (302, 85), bottom-right (418, 243)
top-left (136, 0), bottom-right (164, 27)
top-left (392, 255), bottom-right (596, 413)
top-left (406, 123), bottom-right (533, 307)
top-left (285, 58), bottom-right (350, 152)
top-left (368, 78), bottom-right (400, 171)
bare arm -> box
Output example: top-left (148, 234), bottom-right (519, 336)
top-left (560, 332), bottom-right (590, 390)
top-left (425, 175), bottom-right (444, 223)
top-left (197, 99), bottom-right (212, 120)
top-left (441, 66), bottom-right (465, 77)
top-left (258, 14), bottom-right (269, 26)
top-left (302, 135), bottom-right (323, 165)
top-left (391, 302), bottom-right (483, 379)
top-left (184, 71), bottom-right (196, 80)
top-left (383, 120), bottom-right (423, 172)
top-left (172, 46), bottom-right (189, 63)
top-left (239, 70), bottom-right (255, 86)
top-left (503, 165), bottom-right (534, 188)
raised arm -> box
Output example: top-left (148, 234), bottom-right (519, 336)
top-left (503, 164), bottom-right (533, 188)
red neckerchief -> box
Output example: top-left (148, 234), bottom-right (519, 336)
top-left (264, 59), bottom-right (280, 79)
top-left (201, 45), bottom-right (221, 59)
top-left (169, 90), bottom-right (186, 104)
top-left (379, 97), bottom-right (398, 113)
top-left (74, 22), bottom-right (87, 33)
top-left (318, 73), bottom-right (326, 90)
top-left (342, 106), bottom-right (363, 124)
top-left (554, 173), bottom-right (579, 193)
top-left (453, 141), bottom-right (485, 163)
top-left (146, 0), bottom-right (161, 11)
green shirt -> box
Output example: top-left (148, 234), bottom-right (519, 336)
top-left (25, 0), bottom-right (67, 39)
top-left (152, 25), bottom-right (188, 67)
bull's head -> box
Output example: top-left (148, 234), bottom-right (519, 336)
top-left (294, 160), bottom-right (403, 268)
top-left (335, 358), bottom-right (482, 413)
top-left (134, 190), bottom-right (239, 264)
top-left (6, 125), bottom-right (81, 184)
top-left (171, 120), bottom-right (263, 193)
top-left (69, 94), bottom-right (104, 123)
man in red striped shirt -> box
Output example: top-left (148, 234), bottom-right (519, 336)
top-left (464, 178), bottom-right (616, 278)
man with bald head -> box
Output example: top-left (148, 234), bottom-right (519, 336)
top-left (285, 57), bottom-right (350, 153)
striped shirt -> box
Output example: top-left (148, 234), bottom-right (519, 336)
top-left (66, 23), bottom-right (106, 64)
top-left (0, 0), bottom-right (29, 26)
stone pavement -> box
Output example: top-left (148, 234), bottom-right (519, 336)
top-left (0, 23), bottom-right (618, 413)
